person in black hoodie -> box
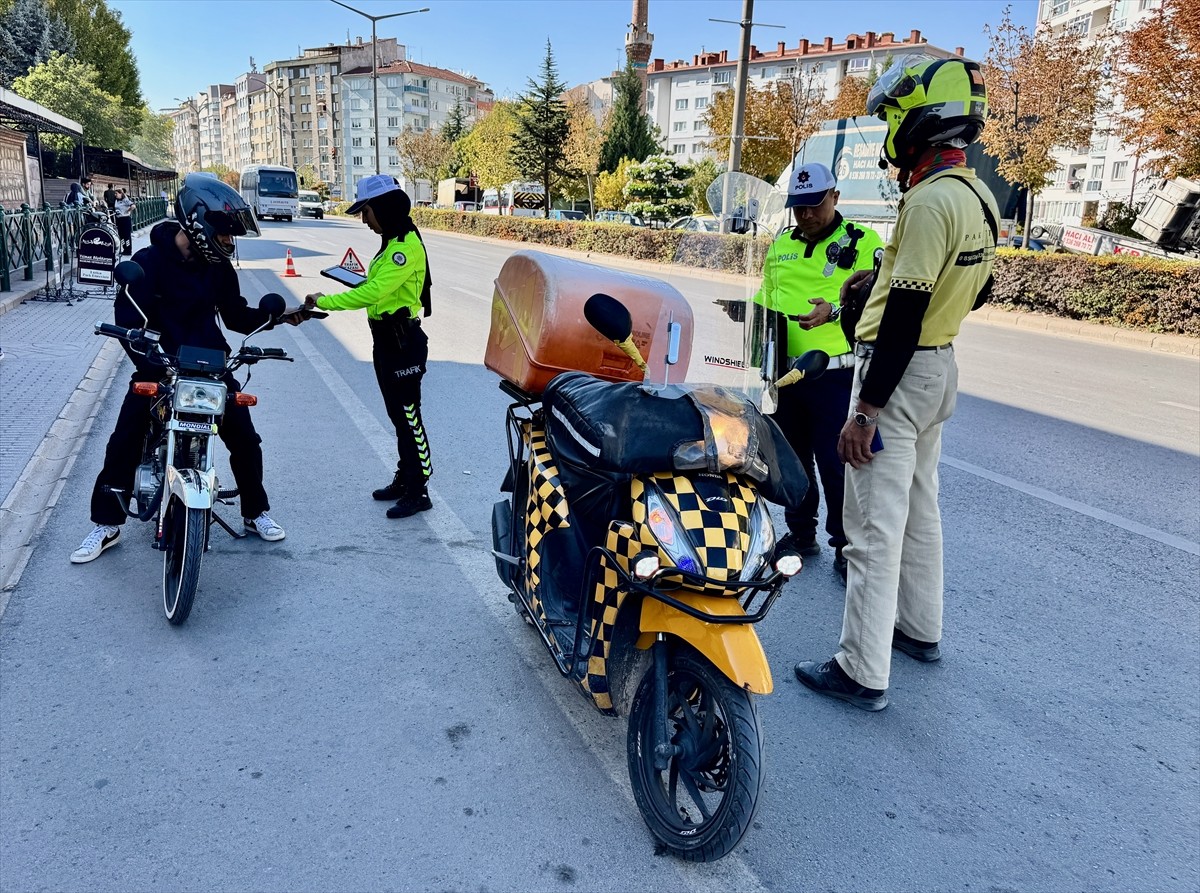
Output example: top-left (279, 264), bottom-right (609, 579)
top-left (71, 174), bottom-right (286, 564)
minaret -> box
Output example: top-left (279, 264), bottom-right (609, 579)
top-left (625, 0), bottom-right (653, 110)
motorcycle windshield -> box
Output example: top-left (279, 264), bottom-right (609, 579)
top-left (659, 171), bottom-right (788, 416)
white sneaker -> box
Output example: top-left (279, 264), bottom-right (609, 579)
top-left (244, 512), bottom-right (285, 542)
top-left (70, 525), bottom-right (121, 564)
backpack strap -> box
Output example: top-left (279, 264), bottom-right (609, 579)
top-left (941, 174), bottom-right (998, 244)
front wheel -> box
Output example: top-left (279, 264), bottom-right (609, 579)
top-left (162, 498), bottom-right (207, 625)
top-left (627, 645), bottom-right (764, 861)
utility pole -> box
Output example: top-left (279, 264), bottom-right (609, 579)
top-left (330, 1), bottom-right (429, 175)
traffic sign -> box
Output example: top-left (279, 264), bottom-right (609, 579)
top-left (340, 247), bottom-right (366, 274)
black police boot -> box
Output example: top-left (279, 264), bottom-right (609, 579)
top-left (386, 487), bottom-right (433, 519)
top-left (794, 658), bottom-right (887, 711)
top-left (372, 471), bottom-right (407, 501)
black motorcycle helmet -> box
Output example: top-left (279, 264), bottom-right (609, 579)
top-left (175, 173), bottom-right (260, 264)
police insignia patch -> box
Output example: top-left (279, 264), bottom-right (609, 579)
top-left (392, 252), bottom-right (406, 266)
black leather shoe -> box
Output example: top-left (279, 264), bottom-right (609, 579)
top-left (386, 490), bottom-right (433, 519)
top-left (892, 627), bottom-right (941, 662)
top-left (833, 548), bottom-right (847, 583)
top-left (794, 658), bottom-right (887, 711)
top-left (372, 472), bottom-right (407, 501)
top-left (778, 532), bottom-right (821, 558)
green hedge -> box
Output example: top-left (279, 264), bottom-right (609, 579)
top-left (992, 249), bottom-right (1200, 336)
top-left (410, 210), bottom-right (1199, 336)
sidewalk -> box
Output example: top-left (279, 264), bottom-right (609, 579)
top-left (0, 230), bottom-right (149, 596)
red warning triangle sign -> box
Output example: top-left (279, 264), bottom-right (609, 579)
top-left (340, 247), bottom-right (366, 274)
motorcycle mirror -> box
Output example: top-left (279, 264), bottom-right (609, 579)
top-left (584, 292), bottom-right (633, 342)
top-left (259, 293), bottom-right (287, 318)
top-left (790, 349), bottom-right (830, 380)
top-left (114, 260), bottom-right (144, 286)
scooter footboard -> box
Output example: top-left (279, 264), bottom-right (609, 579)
top-left (635, 595), bottom-right (773, 694)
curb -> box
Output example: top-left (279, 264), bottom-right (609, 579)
top-left (0, 338), bottom-right (126, 618)
top-left (424, 226), bottom-right (1200, 359)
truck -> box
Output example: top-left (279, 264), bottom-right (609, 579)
top-left (1132, 177), bottom-right (1200, 258)
top-left (437, 177), bottom-right (483, 211)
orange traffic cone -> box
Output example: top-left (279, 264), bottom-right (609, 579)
top-left (283, 249), bottom-right (300, 277)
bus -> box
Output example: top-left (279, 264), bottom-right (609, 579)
top-left (480, 181), bottom-right (545, 218)
top-left (239, 165), bottom-right (299, 222)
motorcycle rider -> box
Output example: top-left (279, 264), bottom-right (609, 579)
top-left (795, 56), bottom-right (998, 710)
top-left (303, 174), bottom-right (434, 520)
top-left (71, 174), bottom-right (287, 563)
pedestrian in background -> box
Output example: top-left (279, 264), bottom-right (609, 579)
top-left (304, 175), bottom-right (435, 519)
top-left (795, 56), bottom-right (998, 712)
top-left (103, 183), bottom-right (116, 211)
top-left (748, 161), bottom-right (883, 581)
top-left (114, 188), bottom-right (135, 256)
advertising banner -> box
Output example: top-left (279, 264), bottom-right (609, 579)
top-left (77, 226), bottom-right (118, 284)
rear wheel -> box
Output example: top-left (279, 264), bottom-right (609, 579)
top-left (627, 645), bottom-right (764, 861)
top-left (162, 498), bottom-right (206, 625)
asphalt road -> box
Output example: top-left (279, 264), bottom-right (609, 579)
top-left (2, 217), bottom-right (1197, 893)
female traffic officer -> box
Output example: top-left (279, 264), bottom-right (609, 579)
top-left (304, 175), bottom-right (434, 518)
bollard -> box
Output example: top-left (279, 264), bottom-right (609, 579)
top-left (0, 205), bottom-right (10, 292)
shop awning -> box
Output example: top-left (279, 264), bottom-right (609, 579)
top-left (0, 87), bottom-right (82, 137)
top-left (84, 146), bottom-right (176, 181)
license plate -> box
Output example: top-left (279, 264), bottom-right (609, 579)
top-left (177, 420), bottom-right (215, 433)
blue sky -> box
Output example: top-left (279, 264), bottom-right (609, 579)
top-left (110, 0), bottom-right (1038, 111)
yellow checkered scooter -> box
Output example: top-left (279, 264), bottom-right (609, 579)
top-left (490, 260), bottom-right (827, 859)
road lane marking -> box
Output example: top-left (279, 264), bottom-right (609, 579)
top-left (1159, 401), bottom-right (1200, 413)
top-left (449, 285), bottom-right (490, 302)
top-left (941, 455), bottom-right (1200, 556)
top-left (278, 318), bottom-right (770, 893)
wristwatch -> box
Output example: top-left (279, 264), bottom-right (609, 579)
top-left (851, 410), bottom-right (878, 427)
top-left (827, 304), bottom-right (842, 323)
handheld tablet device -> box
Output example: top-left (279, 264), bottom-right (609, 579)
top-left (320, 265), bottom-right (367, 288)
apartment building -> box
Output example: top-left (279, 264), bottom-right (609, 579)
top-left (167, 103), bottom-right (199, 173)
top-left (1031, 0), bottom-right (1164, 228)
top-left (647, 29), bottom-right (962, 164)
top-left (339, 59), bottom-right (493, 197)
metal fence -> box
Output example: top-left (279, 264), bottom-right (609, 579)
top-left (0, 199), bottom-right (169, 292)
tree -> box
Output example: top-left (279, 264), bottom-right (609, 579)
top-left (704, 81), bottom-right (798, 182)
top-left (594, 156), bottom-right (634, 210)
top-left (42, 0), bottom-right (142, 107)
top-left (437, 97), bottom-right (471, 180)
top-left (981, 5), bottom-right (1107, 247)
top-left (624, 154), bottom-right (693, 223)
top-left (778, 65), bottom-right (831, 162)
top-left (1113, 0), bottom-right (1200, 178)
top-left (12, 52), bottom-right (133, 150)
top-left (827, 76), bottom-right (871, 122)
top-left (511, 39), bottom-right (570, 216)
top-left (201, 164), bottom-right (239, 189)
top-left (0, 0), bottom-right (76, 87)
top-left (459, 101), bottom-right (521, 204)
top-left (599, 62), bottom-right (658, 172)
top-left (128, 107), bottom-right (174, 168)
top-left (687, 156), bottom-right (720, 214)
top-left (562, 94), bottom-right (603, 213)
top-left (396, 126), bottom-right (453, 186)
top-left (296, 163), bottom-right (329, 199)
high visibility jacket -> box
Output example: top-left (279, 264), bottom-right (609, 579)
top-left (753, 217), bottom-right (883, 357)
top-left (315, 231), bottom-right (426, 320)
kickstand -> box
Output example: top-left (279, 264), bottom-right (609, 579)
top-left (210, 507), bottom-right (247, 539)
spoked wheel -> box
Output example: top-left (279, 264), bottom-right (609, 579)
top-left (162, 497), bottom-right (207, 625)
top-left (628, 645), bottom-right (764, 862)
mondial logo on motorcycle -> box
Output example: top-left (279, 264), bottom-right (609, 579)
top-left (704, 354), bottom-right (747, 369)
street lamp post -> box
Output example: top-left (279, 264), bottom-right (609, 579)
top-left (330, 1), bottom-right (429, 175)
top-left (264, 81), bottom-right (287, 166)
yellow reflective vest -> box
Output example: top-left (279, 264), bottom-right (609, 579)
top-left (753, 218), bottom-right (884, 357)
top-left (315, 231), bottom-right (426, 321)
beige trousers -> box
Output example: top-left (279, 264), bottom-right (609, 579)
top-left (836, 347), bottom-right (958, 690)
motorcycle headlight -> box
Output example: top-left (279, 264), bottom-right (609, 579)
top-left (741, 498), bottom-right (775, 580)
top-left (645, 487), bottom-right (704, 576)
top-left (173, 379), bottom-right (227, 414)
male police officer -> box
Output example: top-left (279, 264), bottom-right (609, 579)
top-left (752, 162), bottom-right (882, 580)
top-left (795, 56), bottom-right (997, 710)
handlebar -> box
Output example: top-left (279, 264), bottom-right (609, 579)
top-left (94, 322), bottom-right (293, 367)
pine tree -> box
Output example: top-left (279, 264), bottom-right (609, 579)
top-left (443, 98), bottom-right (468, 144)
top-left (599, 62), bottom-right (658, 173)
top-left (0, 0), bottom-right (76, 87)
top-left (511, 39), bottom-right (570, 217)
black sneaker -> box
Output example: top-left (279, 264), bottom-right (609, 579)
top-left (372, 472), bottom-right (407, 501)
top-left (386, 490), bottom-right (433, 519)
top-left (777, 531), bottom-right (821, 557)
top-left (834, 547), bottom-right (848, 583)
top-left (893, 627), bottom-right (941, 662)
top-left (794, 658), bottom-right (888, 711)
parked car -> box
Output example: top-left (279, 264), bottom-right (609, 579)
top-left (594, 210), bottom-right (645, 226)
top-left (298, 190), bottom-right (324, 220)
top-left (668, 215), bottom-right (720, 233)
top-left (548, 209), bottom-right (586, 221)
